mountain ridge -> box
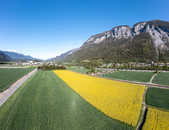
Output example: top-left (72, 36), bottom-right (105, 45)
top-left (0, 50), bottom-right (40, 62)
top-left (0, 51), bottom-right (11, 62)
top-left (53, 20), bottom-right (169, 63)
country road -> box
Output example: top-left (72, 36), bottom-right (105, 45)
top-left (0, 69), bottom-right (37, 107)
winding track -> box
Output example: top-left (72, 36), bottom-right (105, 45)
top-left (0, 69), bottom-right (37, 107)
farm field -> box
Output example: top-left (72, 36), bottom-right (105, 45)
top-left (0, 71), bottom-right (133, 130)
top-left (67, 66), bottom-right (89, 74)
top-left (54, 70), bottom-right (145, 126)
top-left (146, 87), bottom-right (169, 110)
top-left (0, 68), bottom-right (34, 92)
top-left (102, 71), bottom-right (154, 82)
top-left (152, 72), bottom-right (169, 86)
top-left (143, 107), bottom-right (169, 130)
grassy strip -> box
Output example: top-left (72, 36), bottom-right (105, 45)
top-left (0, 71), bottom-right (133, 130)
top-left (152, 72), bottom-right (169, 86)
top-left (67, 66), bottom-right (89, 74)
top-left (0, 67), bottom-right (34, 92)
top-left (102, 71), bottom-right (154, 82)
top-left (146, 87), bottom-right (169, 110)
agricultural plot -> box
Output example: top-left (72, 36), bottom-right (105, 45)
top-left (67, 66), bottom-right (89, 74)
top-left (102, 71), bottom-right (154, 82)
top-left (0, 68), bottom-right (34, 92)
top-left (0, 71), bottom-right (133, 130)
top-left (144, 87), bottom-right (169, 130)
top-left (143, 107), bottom-right (169, 130)
top-left (54, 70), bottom-right (145, 126)
top-left (146, 87), bottom-right (169, 110)
top-left (152, 72), bottom-right (169, 86)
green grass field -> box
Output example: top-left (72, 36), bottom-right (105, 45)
top-left (102, 71), bottom-right (154, 82)
top-left (0, 68), bottom-right (34, 92)
top-left (67, 66), bottom-right (89, 74)
top-left (0, 71), bottom-right (133, 130)
top-left (146, 87), bottom-right (169, 110)
top-left (152, 72), bottom-right (169, 86)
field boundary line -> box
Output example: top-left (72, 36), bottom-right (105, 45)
top-left (98, 76), bottom-right (169, 89)
top-left (0, 69), bottom-right (37, 107)
top-left (146, 105), bottom-right (169, 112)
top-left (68, 70), bottom-right (169, 89)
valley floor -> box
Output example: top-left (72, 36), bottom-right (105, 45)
top-left (0, 69), bottom-right (169, 130)
top-left (0, 71), bottom-right (132, 130)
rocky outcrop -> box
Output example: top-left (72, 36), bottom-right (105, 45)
top-left (83, 20), bottom-right (169, 50)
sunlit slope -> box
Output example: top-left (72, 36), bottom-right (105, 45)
top-left (54, 70), bottom-right (145, 126)
top-left (143, 107), bottom-right (169, 130)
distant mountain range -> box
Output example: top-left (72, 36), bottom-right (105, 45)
top-left (0, 51), bottom-right (11, 62)
top-left (53, 20), bottom-right (169, 63)
top-left (0, 50), bottom-right (40, 62)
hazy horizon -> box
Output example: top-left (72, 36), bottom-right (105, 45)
top-left (0, 0), bottom-right (169, 60)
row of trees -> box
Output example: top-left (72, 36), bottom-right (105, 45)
top-left (79, 58), bottom-right (169, 73)
top-left (79, 59), bottom-right (103, 73)
top-left (38, 64), bottom-right (66, 70)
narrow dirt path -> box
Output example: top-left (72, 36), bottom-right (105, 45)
top-left (149, 73), bottom-right (157, 84)
top-left (0, 69), bottom-right (37, 107)
top-left (136, 73), bottom-right (158, 130)
top-left (136, 87), bottom-right (148, 130)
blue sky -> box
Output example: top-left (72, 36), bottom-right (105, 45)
top-left (0, 0), bottom-right (169, 59)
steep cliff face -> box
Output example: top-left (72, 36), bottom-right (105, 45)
top-left (83, 26), bottom-right (132, 46)
top-left (83, 20), bottom-right (169, 50)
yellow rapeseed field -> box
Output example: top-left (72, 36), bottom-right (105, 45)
top-left (54, 70), bottom-right (145, 126)
top-left (143, 107), bottom-right (169, 130)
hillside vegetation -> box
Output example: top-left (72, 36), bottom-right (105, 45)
top-left (54, 20), bottom-right (169, 63)
top-left (0, 51), bottom-right (10, 62)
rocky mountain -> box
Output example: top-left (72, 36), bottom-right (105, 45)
top-left (83, 20), bottom-right (169, 49)
top-left (54, 20), bottom-right (169, 63)
top-left (51, 48), bottom-right (80, 62)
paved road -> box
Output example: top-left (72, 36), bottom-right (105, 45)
top-left (0, 69), bottom-right (37, 107)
